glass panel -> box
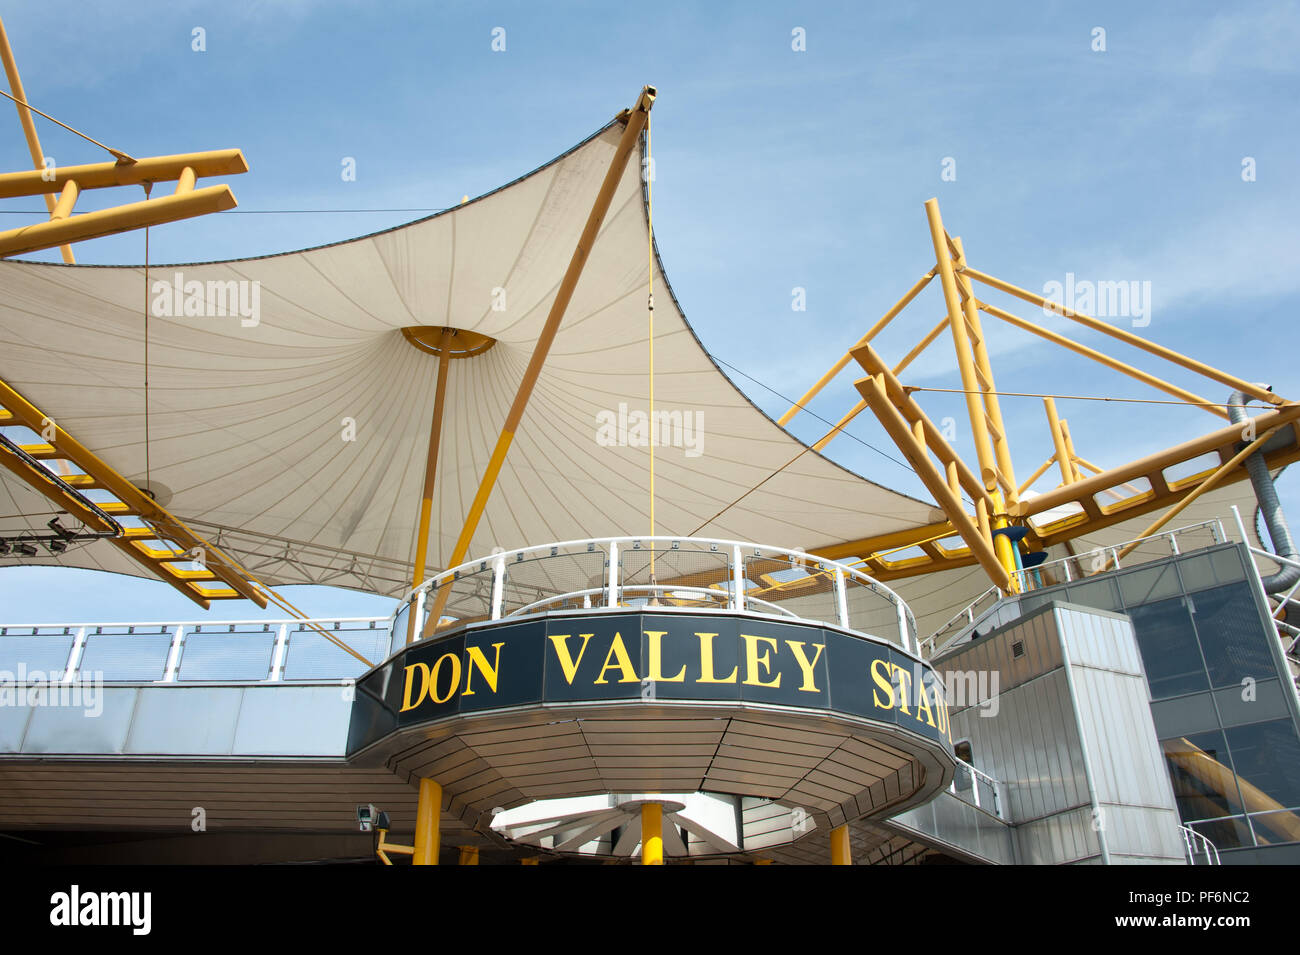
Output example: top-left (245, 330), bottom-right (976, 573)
top-left (1208, 547), bottom-right (1246, 585)
top-left (1118, 563), bottom-right (1180, 608)
top-left (1223, 719), bottom-right (1300, 813)
top-left (1063, 576), bottom-right (1121, 612)
top-left (1162, 730), bottom-right (1242, 820)
top-left (1188, 583), bottom-right (1275, 689)
top-left (1128, 596), bottom-right (1208, 698)
top-left (79, 630), bottom-right (172, 682)
top-left (742, 558), bottom-right (837, 622)
top-left (177, 631), bottom-right (275, 681)
top-left (502, 548), bottom-right (610, 615)
top-left (390, 602), bottom-right (410, 656)
top-left (1247, 808), bottom-right (1300, 846)
top-left (842, 576), bottom-right (901, 644)
top-left (1190, 815), bottom-right (1253, 850)
top-left (624, 545), bottom-right (730, 611)
top-left (282, 624), bottom-right (389, 680)
top-left (429, 563), bottom-right (497, 631)
top-left (0, 634), bottom-right (75, 675)
top-left (1177, 553), bottom-right (1218, 593)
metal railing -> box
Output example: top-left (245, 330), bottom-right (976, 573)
top-left (0, 616), bottom-right (388, 684)
top-left (1013, 520), bottom-right (1224, 595)
top-left (1180, 825), bottom-right (1221, 865)
top-left (402, 536), bottom-right (921, 655)
top-left (948, 759), bottom-right (1003, 818)
top-left (1231, 505), bottom-right (1300, 663)
top-left (920, 520), bottom-right (1227, 659)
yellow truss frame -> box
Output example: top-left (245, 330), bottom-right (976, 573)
top-left (0, 377), bottom-right (267, 610)
top-left (786, 198), bottom-right (1300, 591)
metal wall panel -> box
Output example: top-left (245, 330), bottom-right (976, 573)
top-left (1014, 805), bottom-right (1101, 865)
top-left (1057, 607), bottom-right (1184, 862)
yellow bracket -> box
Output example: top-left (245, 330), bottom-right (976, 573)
top-left (375, 829), bottom-right (415, 866)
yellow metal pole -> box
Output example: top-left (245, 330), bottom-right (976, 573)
top-left (1017, 455), bottom-right (1059, 496)
top-left (1043, 397), bottom-right (1075, 487)
top-left (830, 825), bottom-right (851, 865)
top-left (893, 316), bottom-right (950, 376)
top-left (925, 199), bottom-right (999, 493)
top-left (413, 778), bottom-right (442, 866)
top-left (0, 149), bottom-right (248, 198)
top-left (0, 14), bottom-right (72, 263)
top-left (1059, 419), bottom-right (1083, 483)
top-left (805, 312), bottom-right (946, 455)
top-left (778, 269), bottom-right (936, 427)
top-left (962, 266), bottom-right (1280, 407)
top-left (458, 846), bottom-right (480, 866)
top-left (810, 400), bottom-right (868, 453)
top-left (0, 185), bottom-right (237, 258)
top-left (952, 237), bottom-right (1018, 503)
top-left (407, 330), bottom-right (453, 644)
top-left (989, 489), bottom-right (1019, 592)
top-left (980, 302), bottom-right (1227, 419)
top-left (423, 86), bottom-right (655, 637)
top-left (857, 374), bottom-right (1010, 590)
top-left (641, 802), bottom-right (664, 865)
top-left (853, 341), bottom-right (994, 511)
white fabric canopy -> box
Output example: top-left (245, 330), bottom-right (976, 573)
top-left (0, 120), bottom-right (945, 602)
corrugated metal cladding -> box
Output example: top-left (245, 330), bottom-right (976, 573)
top-left (935, 602), bottom-right (1185, 864)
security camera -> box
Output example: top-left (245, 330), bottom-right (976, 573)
top-left (356, 804), bottom-right (378, 832)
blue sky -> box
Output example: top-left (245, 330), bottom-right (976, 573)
top-left (1, 0), bottom-right (1297, 625)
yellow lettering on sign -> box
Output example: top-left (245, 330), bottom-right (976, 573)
top-left (429, 652), bottom-right (462, 704)
top-left (645, 631), bottom-right (686, 682)
top-left (696, 632), bottom-right (738, 684)
top-left (891, 663), bottom-right (913, 716)
top-left (593, 633), bottom-right (640, 684)
top-left (871, 658), bottom-right (895, 710)
top-left (400, 662), bottom-right (431, 712)
top-left (913, 677), bottom-right (936, 728)
top-left (785, 640), bottom-right (825, 693)
top-left (462, 642), bottom-right (505, 696)
top-left (740, 634), bottom-right (781, 688)
top-left (548, 633), bottom-right (594, 685)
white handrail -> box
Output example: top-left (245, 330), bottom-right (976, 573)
top-left (404, 535), bottom-right (917, 654)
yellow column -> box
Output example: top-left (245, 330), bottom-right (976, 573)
top-left (458, 846), bottom-right (479, 866)
top-left (642, 803), bottom-right (663, 865)
top-left (830, 825), bottom-right (851, 865)
top-left (407, 330), bottom-right (453, 644)
top-left (989, 489), bottom-right (1020, 592)
top-left (0, 14), bottom-right (73, 263)
top-left (412, 778), bottom-right (441, 866)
